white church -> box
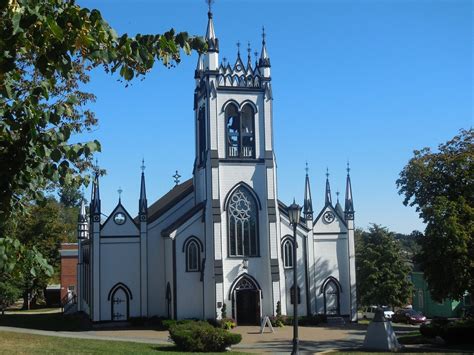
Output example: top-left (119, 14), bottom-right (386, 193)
top-left (76, 8), bottom-right (357, 325)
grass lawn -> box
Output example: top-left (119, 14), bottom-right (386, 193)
top-left (0, 331), bottom-right (248, 354)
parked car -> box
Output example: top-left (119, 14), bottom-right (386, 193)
top-left (361, 306), bottom-right (394, 319)
top-left (392, 309), bottom-right (427, 324)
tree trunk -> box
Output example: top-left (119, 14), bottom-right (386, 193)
top-left (22, 291), bottom-right (29, 310)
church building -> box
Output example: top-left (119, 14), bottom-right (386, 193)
top-left (76, 8), bottom-right (357, 324)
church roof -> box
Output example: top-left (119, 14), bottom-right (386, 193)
top-left (161, 202), bottom-right (205, 238)
top-left (141, 178), bottom-right (194, 224)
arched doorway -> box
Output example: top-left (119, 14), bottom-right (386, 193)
top-left (108, 283), bottom-right (132, 321)
top-left (230, 275), bottom-right (261, 325)
top-left (321, 277), bottom-right (341, 315)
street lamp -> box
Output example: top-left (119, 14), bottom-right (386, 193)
top-left (288, 199), bottom-right (301, 355)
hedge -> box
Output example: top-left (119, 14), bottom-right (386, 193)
top-left (169, 321), bottom-right (242, 352)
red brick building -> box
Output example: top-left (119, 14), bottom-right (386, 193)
top-left (59, 243), bottom-right (78, 301)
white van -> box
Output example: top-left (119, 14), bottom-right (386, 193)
top-left (361, 306), bottom-right (394, 319)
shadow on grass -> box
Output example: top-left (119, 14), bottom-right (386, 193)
top-left (0, 312), bottom-right (92, 331)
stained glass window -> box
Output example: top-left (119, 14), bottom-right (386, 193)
top-left (228, 187), bottom-right (259, 256)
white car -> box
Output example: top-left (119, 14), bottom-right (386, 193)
top-left (361, 306), bottom-right (394, 319)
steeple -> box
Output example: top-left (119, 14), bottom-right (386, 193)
top-left (139, 159), bottom-right (148, 220)
top-left (325, 168), bottom-right (332, 206)
top-left (90, 167), bottom-right (101, 218)
top-left (259, 26), bottom-right (270, 68)
top-left (303, 162), bottom-right (313, 220)
top-left (345, 162), bottom-right (354, 220)
top-left (335, 191), bottom-right (344, 218)
top-left (203, 0), bottom-right (219, 71)
top-left (205, 0), bottom-right (218, 52)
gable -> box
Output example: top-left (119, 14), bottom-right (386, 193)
top-left (101, 203), bottom-right (139, 237)
top-left (313, 204), bottom-right (348, 234)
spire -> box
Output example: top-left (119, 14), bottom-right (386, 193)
top-left (139, 159), bottom-right (148, 218)
top-left (303, 162), bottom-right (313, 219)
top-left (91, 168), bottom-right (100, 217)
top-left (205, 0), bottom-right (218, 52)
top-left (345, 162), bottom-right (354, 220)
top-left (335, 191), bottom-right (344, 218)
top-left (194, 54), bottom-right (204, 78)
top-left (258, 26), bottom-right (271, 68)
top-left (325, 168), bottom-right (332, 206)
top-left (246, 42), bottom-right (252, 70)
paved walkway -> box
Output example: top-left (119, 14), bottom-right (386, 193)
top-left (0, 324), bottom-right (366, 353)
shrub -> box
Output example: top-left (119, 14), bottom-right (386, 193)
top-left (169, 321), bottom-right (242, 352)
top-left (276, 301), bottom-right (282, 317)
top-left (221, 318), bottom-right (236, 330)
top-left (269, 315), bottom-right (284, 328)
top-left (419, 323), bottom-right (441, 338)
top-left (441, 319), bottom-right (474, 345)
top-left (221, 303), bottom-right (227, 319)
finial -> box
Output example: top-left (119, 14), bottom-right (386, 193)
top-left (223, 57), bottom-right (227, 65)
top-left (262, 26), bottom-right (266, 44)
top-left (305, 161), bottom-right (309, 175)
top-left (347, 161), bottom-right (351, 174)
top-left (206, 0), bottom-right (214, 16)
top-left (173, 170), bottom-right (181, 186)
top-left (118, 186), bottom-right (123, 201)
top-left (236, 41), bottom-right (241, 56)
top-left (141, 158), bottom-right (146, 172)
top-left (326, 167), bottom-right (329, 179)
top-left (336, 191), bottom-right (340, 201)
top-left (247, 41), bottom-right (251, 56)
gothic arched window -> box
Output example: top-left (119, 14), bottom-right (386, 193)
top-left (227, 186), bottom-right (259, 257)
top-left (225, 103), bottom-right (255, 158)
top-left (282, 239), bottom-right (294, 268)
top-left (186, 240), bottom-right (200, 272)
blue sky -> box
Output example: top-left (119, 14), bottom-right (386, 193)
top-left (76, 0), bottom-right (472, 234)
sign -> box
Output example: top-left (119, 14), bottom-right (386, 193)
top-left (260, 315), bottom-right (274, 334)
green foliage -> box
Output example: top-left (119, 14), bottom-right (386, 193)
top-left (420, 319), bottom-right (474, 345)
top-left (169, 321), bottom-right (241, 352)
top-left (276, 300), bottom-right (281, 316)
top-left (0, 0), bottom-right (206, 228)
top-left (221, 302), bottom-right (227, 319)
top-left (397, 129), bottom-right (474, 301)
top-left (0, 279), bottom-right (21, 313)
top-left (355, 224), bottom-right (412, 307)
top-left (220, 318), bottom-right (236, 330)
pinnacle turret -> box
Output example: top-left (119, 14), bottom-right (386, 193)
top-left (345, 163), bottom-right (354, 220)
top-left (258, 26), bottom-right (271, 68)
top-left (139, 159), bottom-right (148, 219)
top-left (303, 163), bottom-right (313, 220)
top-left (325, 168), bottom-right (332, 206)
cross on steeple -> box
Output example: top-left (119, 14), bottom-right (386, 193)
top-left (262, 26), bottom-right (266, 43)
top-left (305, 161), bottom-right (309, 175)
top-left (173, 170), bottom-right (181, 186)
top-left (206, 0), bottom-right (214, 13)
top-left (141, 158), bottom-right (146, 172)
top-left (326, 167), bottom-right (330, 179)
top-left (117, 186), bottom-right (123, 202)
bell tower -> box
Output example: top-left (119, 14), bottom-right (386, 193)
top-left (193, 4), bottom-right (281, 320)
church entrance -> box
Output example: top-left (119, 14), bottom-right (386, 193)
top-left (231, 276), bottom-right (261, 325)
top-left (323, 279), bottom-right (340, 315)
top-left (236, 289), bottom-right (260, 325)
top-left (111, 286), bottom-right (129, 321)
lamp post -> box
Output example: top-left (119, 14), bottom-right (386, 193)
top-left (288, 200), bottom-right (301, 355)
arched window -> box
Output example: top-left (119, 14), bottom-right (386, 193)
top-left (225, 104), bottom-right (255, 158)
top-left (186, 240), bottom-right (200, 272)
top-left (227, 186), bottom-right (259, 257)
top-left (282, 239), bottom-right (293, 268)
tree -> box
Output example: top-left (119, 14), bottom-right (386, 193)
top-left (0, 0), bottom-right (206, 230)
top-left (397, 129), bottom-right (473, 301)
top-left (356, 224), bottom-right (412, 308)
top-left (0, 279), bottom-right (21, 315)
top-left (59, 182), bottom-right (83, 208)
